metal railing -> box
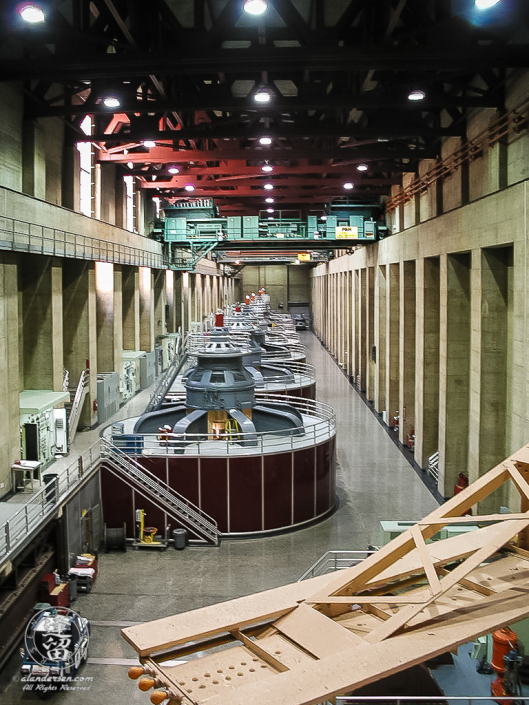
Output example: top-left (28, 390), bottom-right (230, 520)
top-left (298, 550), bottom-right (375, 581)
top-left (111, 395), bottom-right (336, 457)
top-left (68, 369), bottom-right (90, 443)
top-left (0, 213), bottom-right (165, 268)
top-left (100, 438), bottom-right (220, 545)
top-left (263, 343), bottom-right (307, 360)
top-left (0, 441), bottom-right (102, 569)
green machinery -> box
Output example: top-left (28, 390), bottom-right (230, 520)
top-left (152, 197), bottom-right (385, 270)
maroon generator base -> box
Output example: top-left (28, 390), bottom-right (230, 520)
top-left (101, 436), bottom-right (335, 537)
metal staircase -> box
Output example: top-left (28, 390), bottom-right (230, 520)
top-left (68, 369), bottom-right (90, 444)
top-left (100, 438), bottom-right (221, 546)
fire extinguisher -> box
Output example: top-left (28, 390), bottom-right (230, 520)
top-left (454, 472), bottom-right (468, 495)
top-left (93, 399), bottom-right (98, 412)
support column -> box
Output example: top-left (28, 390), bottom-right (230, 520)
top-left (399, 260), bottom-right (415, 444)
top-left (415, 257), bottom-right (440, 469)
top-left (95, 262), bottom-right (117, 373)
top-left (375, 265), bottom-right (387, 413)
top-left (0, 253), bottom-right (20, 493)
top-left (469, 247), bottom-right (512, 512)
top-left (123, 266), bottom-right (140, 350)
top-left (153, 269), bottom-right (166, 340)
top-left (386, 264), bottom-right (400, 428)
top-left (139, 266), bottom-right (154, 351)
top-left (165, 269), bottom-right (176, 333)
top-left (21, 256), bottom-right (64, 391)
top-left (366, 266), bottom-right (375, 401)
top-left (358, 269), bottom-right (367, 392)
top-left (63, 261), bottom-right (97, 428)
top-left (439, 252), bottom-right (471, 498)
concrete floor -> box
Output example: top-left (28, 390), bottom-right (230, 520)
top-left (0, 332), bottom-right (444, 704)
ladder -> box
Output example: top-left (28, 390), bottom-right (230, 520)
top-left (100, 438), bottom-right (221, 546)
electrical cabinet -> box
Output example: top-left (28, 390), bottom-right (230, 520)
top-left (19, 390), bottom-right (70, 469)
top-left (227, 216), bottom-right (242, 239)
top-left (97, 372), bottom-right (120, 423)
top-left (243, 216), bottom-right (259, 239)
top-left (140, 351), bottom-right (156, 389)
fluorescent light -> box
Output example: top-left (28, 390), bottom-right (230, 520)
top-left (244, 0), bottom-right (268, 14)
top-left (235, 260), bottom-right (241, 265)
top-left (343, 182), bottom-right (354, 190)
top-left (475, 0), bottom-right (500, 7)
top-left (357, 164), bottom-right (368, 172)
top-left (127, 161), bottom-right (134, 169)
top-left (259, 136), bottom-right (272, 145)
top-left (261, 164), bottom-right (274, 172)
top-left (408, 89), bottom-right (426, 101)
top-left (263, 183), bottom-right (274, 190)
top-left (168, 165), bottom-right (180, 174)
top-left (265, 197), bottom-right (274, 203)
top-left (143, 140), bottom-right (156, 148)
top-left (18, 3), bottom-right (45, 22)
top-left (103, 95), bottom-right (120, 108)
top-left (320, 215), bottom-right (327, 221)
top-left (184, 183), bottom-right (195, 192)
top-left (254, 89), bottom-right (271, 104)
top-left (267, 208), bottom-right (274, 213)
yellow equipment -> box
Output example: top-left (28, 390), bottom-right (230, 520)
top-left (132, 510), bottom-right (166, 550)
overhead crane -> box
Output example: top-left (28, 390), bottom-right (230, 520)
top-left (152, 198), bottom-right (386, 270)
top-left (123, 443), bottom-right (529, 705)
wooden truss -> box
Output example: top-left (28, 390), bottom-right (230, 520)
top-left (123, 445), bottom-right (529, 705)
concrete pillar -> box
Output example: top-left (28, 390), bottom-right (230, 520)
top-left (469, 247), bottom-right (512, 512)
top-left (358, 269), bottom-right (367, 392)
top-left (63, 261), bottom-right (97, 428)
top-left (385, 264), bottom-right (400, 428)
top-left (0, 253), bottom-right (21, 493)
top-left (61, 126), bottom-right (80, 211)
top-left (352, 270), bottom-right (359, 382)
top-left (153, 269), bottom-right (166, 340)
top-left (20, 256), bottom-right (64, 391)
top-left (375, 265), bottom-right (387, 413)
top-left (414, 257), bottom-right (440, 469)
top-left (165, 269), bottom-right (176, 333)
top-left (22, 120), bottom-right (46, 200)
top-left (366, 266), bottom-right (375, 401)
top-left (212, 275), bottom-right (218, 311)
top-left (122, 266), bottom-right (140, 350)
top-left (439, 252), bottom-right (471, 498)
top-left (399, 260), bottom-right (415, 444)
top-left (95, 261), bottom-right (119, 372)
top-left (139, 266), bottom-right (154, 351)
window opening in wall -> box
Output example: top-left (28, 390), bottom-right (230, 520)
top-left (124, 175), bottom-right (135, 232)
top-left (77, 115), bottom-right (93, 217)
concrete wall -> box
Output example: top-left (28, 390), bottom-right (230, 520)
top-left (313, 68), bottom-right (529, 512)
top-left (241, 264), bottom-right (311, 311)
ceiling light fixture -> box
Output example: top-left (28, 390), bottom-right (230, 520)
top-left (259, 136), bottom-right (272, 146)
top-left (184, 183), bottom-right (195, 192)
top-left (475, 0), bottom-right (501, 8)
top-left (343, 182), bottom-right (354, 190)
top-left (168, 165), bottom-right (180, 174)
top-left (357, 164), bottom-right (368, 172)
top-left (235, 260), bottom-right (241, 265)
top-left (103, 95), bottom-right (121, 109)
top-left (243, 0), bottom-right (268, 15)
top-left (263, 183), bottom-right (274, 190)
top-left (265, 197), bottom-right (274, 203)
top-left (127, 162), bottom-right (134, 169)
top-left (18, 3), bottom-right (45, 22)
top-left (261, 164), bottom-right (274, 173)
top-left (321, 215), bottom-right (327, 221)
top-left (267, 208), bottom-right (274, 213)
top-left (408, 89), bottom-right (426, 101)
top-left (143, 140), bottom-right (156, 148)
top-left (254, 88), bottom-right (272, 104)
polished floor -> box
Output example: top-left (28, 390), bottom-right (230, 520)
top-left (0, 332), bottom-right (444, 704)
